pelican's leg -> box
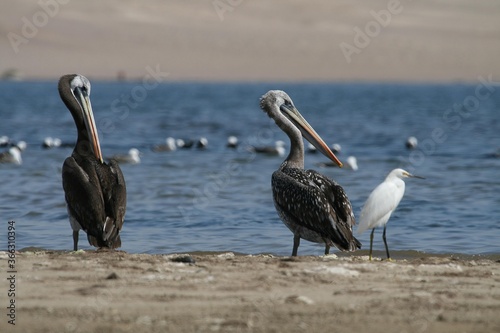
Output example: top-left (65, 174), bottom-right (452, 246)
top-left (73, 230), bottom-right (79, 251)
top-left (369, 228), bottom-right (375, 261)
top-left (292, 234), bottom-right (300, 256)
top-left (324, 244), bottom-right (330, 255)
top-left (382, 225), bottom-right (391, 261)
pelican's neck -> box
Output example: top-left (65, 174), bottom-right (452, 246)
top-left (282, 124), bottom-right (305, 169)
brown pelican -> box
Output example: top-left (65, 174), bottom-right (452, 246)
top-left (260, 90), bottom-right (361, 256)
top-left (59, 74), bottom-right (126, 251)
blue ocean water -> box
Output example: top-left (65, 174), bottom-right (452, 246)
top-left (1, 80), bottom-right (499, 256)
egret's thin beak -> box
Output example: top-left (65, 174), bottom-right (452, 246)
top-left (406, 172), bottom-right (425, 179)
top-left (280, 104), bottom-right (343, 167)
top-left (74, 87), bottom-right (103, 163)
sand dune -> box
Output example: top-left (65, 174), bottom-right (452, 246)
top-left (1, 0), bottom-right (499, 82)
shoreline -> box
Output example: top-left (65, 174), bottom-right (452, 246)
top-left (12, 247), bottom-right (500, 261)
top-left (1, 249), bottom-right (499, 332)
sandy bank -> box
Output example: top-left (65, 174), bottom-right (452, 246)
top-left (1, 250), bottom-right (499, 332)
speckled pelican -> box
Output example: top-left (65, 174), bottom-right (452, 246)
top-left (59, 74), bottom-right (126, 251)
top-left (260, 90), bottom-right (361, 256)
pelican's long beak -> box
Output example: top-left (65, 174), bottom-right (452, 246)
top-left (74, 87), bottom-right (103, 163)
top-left (280, 104), bottom-right (343, 167)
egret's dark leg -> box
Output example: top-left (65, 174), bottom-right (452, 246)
top-left (382, 225), bottom-right (391, 260)
top-left (292, 234), bottom-right (300, 256)
top-left (369, 228), bottom-right (375, 260)
top-left (72, 230), bottom-right (79, 251)
top-left (324, 244), bottom-right (330, 255)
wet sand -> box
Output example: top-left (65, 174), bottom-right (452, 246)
top-left (1, 250), bottom-right (499, 332)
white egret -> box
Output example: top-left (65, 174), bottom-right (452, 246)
top-left (357, 168), bottom-right (423, 260)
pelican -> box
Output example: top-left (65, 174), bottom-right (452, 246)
top-left (260, 90), bottom-right (361, 256)
top-left (0, 146), bottom-right (22, 165)
top-left (59, 74), bottom-right (126, 251)
top-left (110, 148), bottom-right (141, 164)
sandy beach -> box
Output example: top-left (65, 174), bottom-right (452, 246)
top-left (1, 250), bottom-right (499, 332)
top-left (1, 0), bottom-right (500, 82)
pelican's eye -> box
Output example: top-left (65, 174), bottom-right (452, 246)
top-left (281, 99), bottom-right (294, 111)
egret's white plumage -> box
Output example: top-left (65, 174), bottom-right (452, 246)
top-left (358, 168), bottom-right (423, 260)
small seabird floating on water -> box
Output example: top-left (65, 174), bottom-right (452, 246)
top-left (331, 143), bottom-right (342, 154)
top-left (307, 142), bottom-right (317, 154)
top-left (227, 136), bottom-right (238, 148)
top-left (248, 140), bottom-right (286, 157)
top-left (196, 137), bottom-right (208, 149)
top-left (259, 90), bottom-right (360, 256)
top-left (0, 146), bottom-right (22, 165)
top-left (16, 141), bottom-right (27, 151)
top-left (317, 156), bottom-right (358, 171)
top-left (109, 148), bottom-right (141, 164)
top-left (42, 137), bottom-right (63, 149)
top-left (0, 136), bottom-right (10, 147)
top-left (405, 136), bottom-right (418, 149)
top-left (42, 137), bottom-right (62, 149)
top-left (152, 137), bottom-right (177, 152)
